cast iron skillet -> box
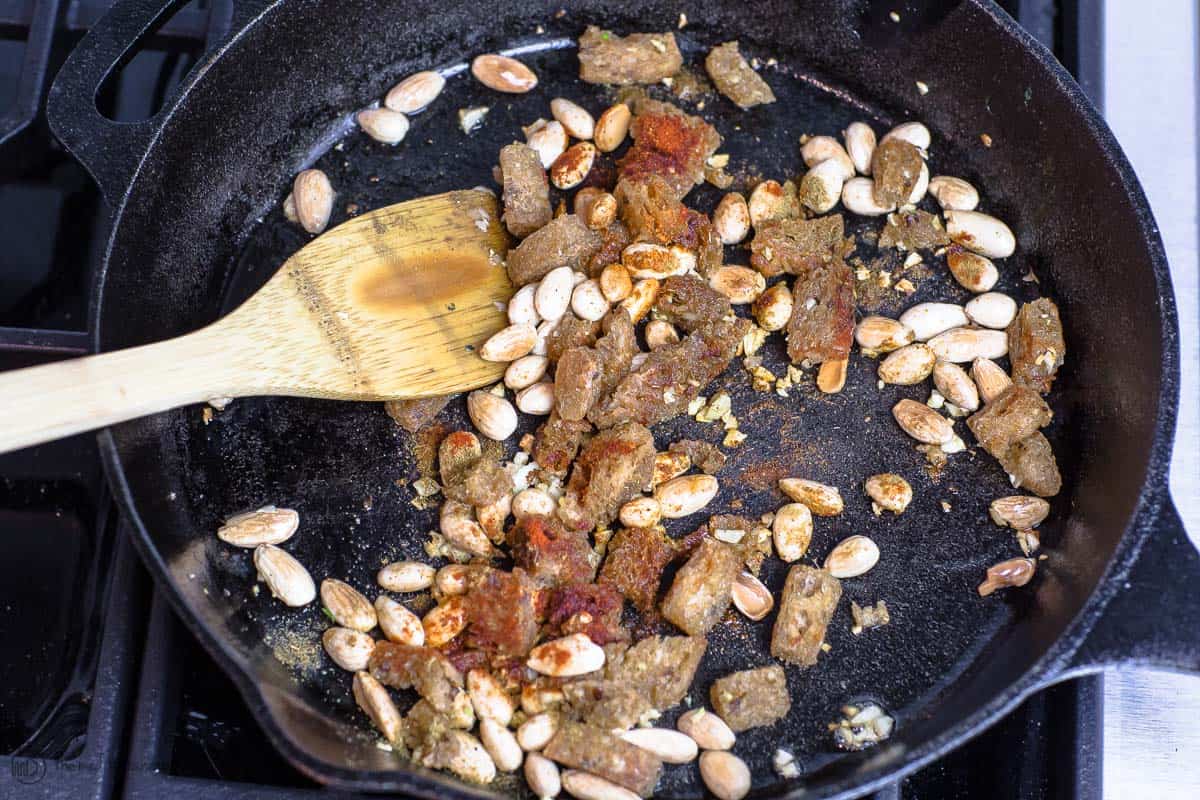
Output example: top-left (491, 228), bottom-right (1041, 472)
top-left (44, 0), bottom-right (1200, 796)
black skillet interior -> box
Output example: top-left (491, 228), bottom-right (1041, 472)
top-left (54, 0), bottom-right (1183, 796)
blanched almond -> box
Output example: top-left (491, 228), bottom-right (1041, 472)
top-left (440, 499), bottom-right (495, 556)
top-left (571, 279), bottom-right (609, 321)
top-left (708, 265), bottom-right (765, 304)
top-left (561, 771), bottom-right (639, 800)
top-left (525, 753), bottom-right (561, 798)
top-left (513, 487), bottom-right (557, 519)
top-left (892, 398), bottom-right (954, 443)
top-left (423, 596), bottom-right (467, 647)
top-left (842, 176), bottom-right (896, 216)
top-left (654, 474), bottom-right (719, 518)
top-left (644, 319), bottom-right (680, 350)
top-left (550, 142), bottom-right (597, 190)
top-left (899, 302), bottom-right (968, 341)
top-left (778, 478), bottom-right (843, 516)
top-left (353, 671), bottom-right (402, 744)
top-left (438, 730), bottom-right (497, 784)
top-left (622, 242), bottom-right (695, 279)
top-left (731, 570), bottom-right (774, 620)
top-left (217, 506), bottom-right (298, 547)
top-left (282, 192), bottom-right (298, 223)
top-left (516, 382), bottom-right (555, 415)
top-left (550, 97), bottom-right (595, 139)
top-left (385, 70), bottom-right (445, 114)
top-left (907, 161), bottom-right (930, 204)
top-left (878, 343), bottom-right (936, 385)
top-left (978, 557), bottom-right (1037, 596)
top-left (619, 278), bottom-right (659, 323)
top-left (505, 354), bottom-right (550, 390)
top-left (752, 282), bottom-right (793, 331)
top-left (533, 319), bottom-right (556, 355)
top-left (773, 503), bottom-right (813, 561)
top-left (599, 263), bottom-right (633, 303)
top-left (945, 210), bottom-right (1016, 258)
top-left (947, 248), bottom-right (999, 292)
top-left (713, 192), bottom-right (751, 244)
top-left (472, 54), bottom-right (537, 93)
top-left (356, 107), bottom-right (409, 144)
top-left (971, 357), bottom-right (1012, 404)
top-left (619, 496), bottom-right (662, 527)
top-left (748, 179), bottom-right (787, 228)
top-left (478, 492), bottom-right (511, 543)
top-left (817, 356), bottom-right (848, 394)
top-left (965, 292), bottom-right (1018, 329)
top-left (322, 627), bottom-right (375, 671)
top-left (652, 451), bottom-right (691, 485)
top-left (467, 390), bottom-right (518, 441)
top-left (825, 534), bottom-right (880, 578)
top-left (801, 135), bottom-right (855, 180)
top-left (508, 283), bottom-right (540, 325)
top-left (517, 712), bottom-right (558, 751)
top-left (480, 717), bottom-right (523, 772)
top-left (800, 158), bottom-right (847, 213)
top-left (677, 708), bottom-right (735, 750)
top-left (933, 361), bottom-right (980, 411)
top-left (864, 473), bottom-right (913, 513)
top-left (584, 193), bottom-right (617, 230)
top-left (321, 578), bottom-right (377, 631)
top-left (535, 266), bottom-right (575, 321)
top-left (480, 323), bottom-right (537, 361)
top-left (375, 596), bottom-right (424, 645)
top-left (468, 668), bottom-right (515, 725)
top-left (436, 563), bottom-right (483, 596)
top-left (594, 103), bottom-right (631, 152)
top-left (928, 327), bottom-right (1008, 362)
top-left (293, 169), bottom-right (333, 234)
top-left (855, 315), bottom-right (914, 354)
top-left (929, 175), bottom-right (979, 211)
top-left (844, 121), bottom-right (877, 175)
top-left (526, 119), bottom-right (569, 168)
top-left (990, 495), bottom-right (1051, 529)
top-left (881, 121), bottom-right (931, 151)
top-left (253, 544), bottom-right (315, 606)
top-left (377, 560), bottom-right (435, 593)
top-left (527, 633), bottom-right (605, 677)
top-left (699, 750), bottom-right (751, 800)
top-left (619, 728), bottom-right (698, 764)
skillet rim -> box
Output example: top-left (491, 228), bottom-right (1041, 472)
top-left (82, 0), bottom-right (1181, 795)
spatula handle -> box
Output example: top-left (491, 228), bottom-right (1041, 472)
top-left (0, 328), bottom-right (234, 454)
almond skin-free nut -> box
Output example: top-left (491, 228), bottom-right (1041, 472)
top-left (561, 771), bottom-right (640, 800)
top-left (619, 728), bottom-right (699, 764)
top-left (825, 535), bottom-right (881, 578)
top-left (512, 487), bottom-right (557, 519)
top-left (440, 499), bottom-right (495, 557)
top-left (353, 671), bottom-right (403, 744)
top-left (864, 473), bottom-right (913, 513)
top-left (217, 506), bottom-right (299, 547)
top-left (773, 502), bottom-right (813, 561)
top-left (584, 192), bottom-right (617, 230)
top-left (654, 474), bottom-right (720, 518)
top-left (708, 265), bottom-right (766, 304)
top-left (619, 278), bottom-right (660, 323)
top-left (752, 282), bottom-right (793, 331)
top-left (619, 496), bottom-right (662, 528)
top-left (965, 292), bottom-right (1018, 329)
top-left (855, 315), bottom-right (914, 354)
top-left (622, 242), bottom-right (696, 279)
top-left (892, 398), bottom-right (954, 444)
top-left (515, 382), bottom-right (555, 415)
top-left (817, 356), bottom-right (848, 394)
top-left (594, 103), bottom-right (632, 152)
top-left (699, 750), bottom-right (752, 800)
top-left (927, 327), bottom-right (1008, 362)
top-left (676, 708), bottom-right (736, 750)
top-left (945, 209), bottom-right (1016, 258)
top-left (778, 478), bottom-right (844, 516)
top-left (467, 390), bottom-right (518, 441)
top-left (526, 119), bottom-right (569, 168)
top-left (929, 175), bottom-right (980, 211)
top-left (841, 176), bottom-right (896, 216)
top-left (292, 169), bottom-right (333, 234)
top-left (321, 578), bottom-right (377, 631)
top-left (377, 560), bottom-right (435, 592)
top-left (527, 633), bottom-right (606, 677)
top-left (713, 192), bottom-right (751, 244)
top-left (644, 319), bottom-right (680, 350)
top-left (899, 302), bottom-right (969, 341)
top-left (535, 266), bottom-right (574, 321)
top-left (479, 323), bottom-right (537, 362)
top-left (471, 54), bottom-right (537, 93)
top-left (517, 712), bottom-right (558, 751)
top-left (253, 544), bottom-right (316, 606)
top-left (748, 179), bottom-right (787, 227)
top-left (801, 135), bottom-right (855, 180)
top-left (437, 730), bottom-right (497, 784)
top-left (571, 278), bottom-right (610, 321)
top-left (480, 717), bottom-right (523, 772)
top-left (356, 107), bottom-right (410, 144)
top-left (881, 121), bottom-right (931, 151)
top-left (550, 97), bottom-right (595, 139)
top-left (508, 282), bottom-right (540, 325)
top-left (322, 627), bottom-right (375, 671)
top-left (799, 158), bottom-right (847, 213)
top-left (844, 121), bottom-right (877, 175)
top-left (504, 354), bottom-right (550, 390)
top-left (524, 753), bottom-right (561, 798)
top-left (385, 70), bottom-right (445, 114)
top-left (550, 142), bottom-right (597, 190)
top-left (878, 343), bottom-right (936, 385)
top-left (375, 596), bottom-right (424, 645)
top-left (467, 668), bottom-right (515, 725)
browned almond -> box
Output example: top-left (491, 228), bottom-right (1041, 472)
top-left (619, 278), bottom-right (659, 323)
top-left (321, 578), bottom-right (377, 632)
top-left (731, 571), bottom-right (774, 620)
top-left (989, 496), bottom-right (1051, 529)
top-left (353, 671), bottom-right (402, 744)
top-left (599, 263), bottom-right (633, 303)
top-left (654, 474), bottom-right (719, 518)
top-left (825, 535), bottom-right (880, 578)
top-left (677, 708), bottom-right (736, 750)
top-left (700, 750), bottom-right (751, 800)
top-left (772, 503), bottom-right (813, 561)
top-left (375, 596), bottom-right (424, 645)
top-left (778, 478), bottom-right (844, 516)
top-left (892, 399), bottom-right (954, 444)
top-left (864, 473), bottom-right (913, 513)
top-left (471, 54), bottom-right (537, 93)
top-left (971, 357), bottom-right (1012, 404)
top-left (817, 357), bottom-right (848, 394)
top-left (377, 560), bottom-right (435, 592)
top-left (423, 596), bottom-right (468, 647)
top-left (527, 633), bottom-right (605, 677)
top-left (550, 142), bottom-right (597, 190)
top-left (467, 668), bottom-right (515, 725)
top-left (652, 451), bottom-right (691, 485)
top-left (594, 103), bottom-right (631, 152)
top-left (709, 265), bottom-right (766, 304)
top-left (855, 315), bottom-right (914, 354)
top-left (752, 282), bottom-right (793, 331)
top-left (878, 343), bottom-right (935, 385)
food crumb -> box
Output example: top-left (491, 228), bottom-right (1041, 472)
top-left (916, 80), bottom-right (929, 95)
top-left (940, 500), bottom-right (952, 513)
top-left (889, 10), bottom-right (901, 22)
top-left (980, 133), bottom-right (994, 147)
top-left (458, 106), bottom-right (489, 134)
top-left (678, 11), bottom-right (687, 28)
top-left (773, 748), bottom-right (801, 779)
top-left (850, 600), bottom-right (891, 635)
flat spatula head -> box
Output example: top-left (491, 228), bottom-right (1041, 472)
top-left (223, 189), bottom-right (512, 400)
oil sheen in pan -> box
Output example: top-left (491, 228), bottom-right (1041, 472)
top-left (204, 34), bottom-right (1060, 794)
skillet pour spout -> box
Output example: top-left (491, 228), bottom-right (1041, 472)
top-left (46, 0), bottom-right (1196, 796)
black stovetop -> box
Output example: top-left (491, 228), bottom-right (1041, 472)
top-left (0, 1), bottom-right (1104, 798)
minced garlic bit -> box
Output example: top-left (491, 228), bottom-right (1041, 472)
top-left (940, 500), bottom-right (952, 512)
top-left (831, 702), bottom-right (895, 751)
top-left (687, 395), bottom-right (707, 416)
top-left (915, 80), bottom-right (929, 95)
top-left (723, 428), bottom-right (747, 447)
top-left (895, 278), bottom-right (917, 294)
top-left (458, 106), bottom-right (489, 134)
top-left (773, 748), bottom-right (801, 779)
top-left (678, 12), bottom-right (688, 28)
top-left (980, 132), bottom-right (994, 147)
top-left (742, 325), bottom-right (768, 357)
top-left (413, 477), bottom-right (441, 497)
top-left (850, 600), bottom-right (891, 635)
top-left (695, 391), bottom-right (731, 423)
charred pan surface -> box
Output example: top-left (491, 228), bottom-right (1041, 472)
top-left (578, 26), bottom-right (683, 86)
top-left (710, 665), bottom-right (792, 731)
top-left (771, 565), bottom-right (842, 666)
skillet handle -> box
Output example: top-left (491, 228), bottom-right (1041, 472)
top-left (1067, 491), bottom-right (1200, 675)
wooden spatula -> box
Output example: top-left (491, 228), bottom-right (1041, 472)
top-left (0, 189), bottom-right (513, 454)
